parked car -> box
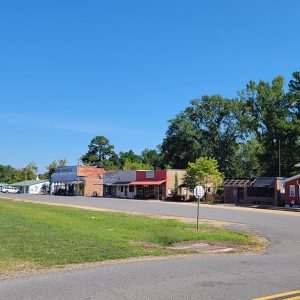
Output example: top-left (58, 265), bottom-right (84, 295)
top-left (2, 186), bottom-right (20, 194)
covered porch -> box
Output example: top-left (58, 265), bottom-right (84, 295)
top-left (129, 180), bottom-right (166, 199)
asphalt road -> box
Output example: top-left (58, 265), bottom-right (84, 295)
top-left (1, 193), bottom-right (300, 300)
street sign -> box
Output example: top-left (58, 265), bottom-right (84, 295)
top-left (194, 185), bottom-right (205, 230)
top-left (194, 185), bottom-right (205, 199)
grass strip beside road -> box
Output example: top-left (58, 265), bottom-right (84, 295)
top-left (0, 198), bottom-right (262, 275)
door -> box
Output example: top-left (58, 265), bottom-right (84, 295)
top-left (237, 187), bottom-right (244, 203)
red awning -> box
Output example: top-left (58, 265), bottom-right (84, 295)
top-left (129, 180), bottom-right (166, 186)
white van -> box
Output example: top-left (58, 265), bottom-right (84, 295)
top-left (2, 186), bottom-right (20, 194)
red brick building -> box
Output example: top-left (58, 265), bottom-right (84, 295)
top-left (128, 169), bottom-right (192, 200)
top-left (50, 165), bottom-right (106, 197)
top-left (223, 177), bottom-right (284, 206)
top-left (284, 175), bottom-right (300, 208)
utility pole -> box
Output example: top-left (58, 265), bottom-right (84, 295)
top-left (77, 159), bottom-right (80, 196)
top-left (278, 139), bottom-right (281, 177)
top-left (23, 169), bottom-right (27, 194)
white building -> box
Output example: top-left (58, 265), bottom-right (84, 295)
top-left (12, 179), bottom-right (50, 194)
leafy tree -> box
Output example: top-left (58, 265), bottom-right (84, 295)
top-left (14, 162), bottom-right (38, 182)
top-left (141, 148), bottom-right (163, 169)
top-left (81, 136), bottom-right (115, 166)
top-left (45, 159), bottom-right (68, 178)
top-left (105, 152), bottom-right (122, 170)
top-left (123, 160), bottom-right (153, 170)
top-left (119, 150), bottom-right (142, 166)
top-left (161, 95), bottom-right (244, 177)
top-left (184, 157), bottom-right (223, 189)
top-left (0, 165), bottom-right (18, 183)
top-left (240, 76), bottom-right (298, 176)
top-left (237, 139), bottom-right (263, 177)
top-left (174, 172), bottom-right (179, 195)
top-left (40, 183), bottom-right (50, 194)
top-left (288, 71), bottom-right (300, 118)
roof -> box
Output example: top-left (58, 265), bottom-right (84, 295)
top-left (113, 181), bottom-right (132, 185)
top-left (129, 180), bottom-right (166, 186)
top-left (12, 180), bottom-right (49, 186)
top-left (285, 174), bottom-right (300, 183)
top-left (223, 178), bottom-right (255, 187)
top-left (223, 177), bottom-right (284, 188)
top-left (252, 178), bottom-right (276, 188)
top-left (65, 180), bottom-right (85, 184)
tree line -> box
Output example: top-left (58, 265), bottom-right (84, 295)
top-left (0, 160), bottom-right (67, 183)
top-left (2, 71), bottom-right (300, 182)
top-left (81, 71), bottom-right (300, 178)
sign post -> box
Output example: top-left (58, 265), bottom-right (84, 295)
top-left (194, 185), bottom-right (205, 230)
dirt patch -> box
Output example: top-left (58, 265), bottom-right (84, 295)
top-left (166, 239), bottom-right (266, 255)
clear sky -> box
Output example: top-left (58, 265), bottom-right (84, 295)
top-left (0, 0), bottom-right (299, 172)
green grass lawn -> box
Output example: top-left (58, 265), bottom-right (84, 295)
top-left (0, 198), bottom-right (261, 274)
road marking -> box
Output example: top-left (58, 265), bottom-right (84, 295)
top-left (253, 290), bottom-right (300, 299)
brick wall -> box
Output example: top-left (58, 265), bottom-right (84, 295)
top-left (166, 169), bottom-right (191, 199)
top-left (285, 178), bottom-right (300, 206)
top-left (84, 177), bottom-right (104, 197)
top-left (78, 166), bottom-right (106, 177)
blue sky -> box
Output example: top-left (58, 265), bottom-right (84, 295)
top-left (0, 0), bottom-right (299, 172)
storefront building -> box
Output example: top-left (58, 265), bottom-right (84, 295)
top-left (103, 169), bottom-right (192, 200)
top-left (104, 170), bottom-right (136, 198)
top-left (223, 177), bottom-right (285, 206)
top-left (50, 166), bottom-right (105, 197)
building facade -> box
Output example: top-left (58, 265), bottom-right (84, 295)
top-left (50, 166), bottom-right (105, 197)
top-left (103, 169), bottom-right (192, 200)
top-left (223, 177), bottom-right (285, 206)
top-left (104, 170), bottom-right (137, 198)
top-left (12, 180), bottom-right (50, 194)
top-left (284, 174), bottom-right (300, 208)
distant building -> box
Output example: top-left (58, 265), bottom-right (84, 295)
top-left (12, 179), bottom-right (50, 194)
top-left (104, 169), bottom-right (193, 200)
top-left (50, 165), bottom-right (105, 197)
top-left (223, 177), bottom-right (285, 206)
top-left (104, 170), bottom-right (137, 198)
top-left (284, 174), bottom-right (300, 208)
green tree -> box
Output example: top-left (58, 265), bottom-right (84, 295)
top-left (141, 148), bottom-right (163, 169)
top-left (16, 162), bottom-right (38, 181)
top-left (240, 76), bottom-right (298, 176)
top-left (119, 150), bottom-right (142, 167)
top-left (161, 95), bottom-right (245, 177)
top-left (123, 160), bottom-right (153, 170)
top-left (0, 165), bottom-right (18, 183)
top-left (184, 157), bottom-right (223, 189)
top-left (81, 136), bottom-right (115, 166)
top-left (45, 159), bottom-right (68, 178)
top-left (237, 139), bottom-right (263, 177)
top-left (174, 172), bottom-right (179, 195)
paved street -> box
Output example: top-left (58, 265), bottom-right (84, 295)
top-left (1, 194), bottom-right (300, 299)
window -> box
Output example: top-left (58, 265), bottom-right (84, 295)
top-left (121, 186), bottom-right (124, 192)
top-left (290, 185), bottom-right (295, 197)
top-left (247, 187), bottom-right (274, 198)
top-left (146, 171), bottom-right (154, 178)
top-left (129, 186), bottom-right (134, 193)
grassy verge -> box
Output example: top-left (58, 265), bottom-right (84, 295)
top-left (0, 198), bottom-right (263, 275)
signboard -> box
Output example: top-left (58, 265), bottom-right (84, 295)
top-left (194, 185), bottom-right (205, 199)
top-left (146, 171), bottom-right (154, 179)
top-left (194, 185), bottom-right (205, 231)
top-left (51, 166), bottom-right (78, 183)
